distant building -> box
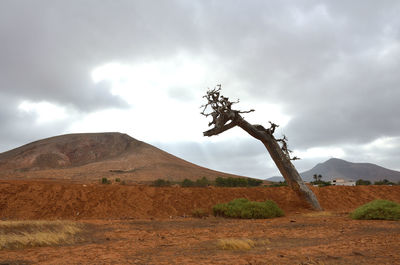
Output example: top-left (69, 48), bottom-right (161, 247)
top-left (330, 178), bottom-right (356, 186)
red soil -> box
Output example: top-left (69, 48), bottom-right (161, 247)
top-left (1, 180), bottom-right (399, 220)
top-left (1, 180), bottom-right (400, 264)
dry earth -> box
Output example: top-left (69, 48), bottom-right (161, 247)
top-left (1, 181), bottom-right (400, 264)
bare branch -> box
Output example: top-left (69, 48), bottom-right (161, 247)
top-left (203, 120), bottom-right (238, 137)
top-left (238, 109), bottom-right (255, 114)
top-left (277, 135), bottom-right (300, 160)
top-left (201, 85), bottom-right (253, 134)
top-left (268, 121), bottom-right (279, 134)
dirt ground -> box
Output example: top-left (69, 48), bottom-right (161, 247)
top-left (1, 214), bottom-right (400, 265)
top-left (1, 180), bottom-right (400, 264)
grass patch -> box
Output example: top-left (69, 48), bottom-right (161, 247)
top-left (0, 220), bottom-right (84, 250)
top-left (350, 200), bottom-right (400, 220)
top-left (217, 238), bottom-right (270, 250)
top-left (213, 198), bottom-right (284, 219)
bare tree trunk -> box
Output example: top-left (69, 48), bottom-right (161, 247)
top-left (236, 118), bottom-right (322, 210)
top-left (201, 86), bottom-right (322, 211)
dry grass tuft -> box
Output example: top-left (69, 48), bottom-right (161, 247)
top-left (302, 211), bottom-right (335, 217)
top-left (0, 220), bottom-right (84, 250)
top-left (217, 238), bottom-right (270, 250)
top-left (217, 238), bottom-right (255, 250)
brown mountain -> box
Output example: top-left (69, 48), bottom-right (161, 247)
top-left (0, 132), bottom-right (247, 182)
top-left (300, 158), bottom-right (400, 182)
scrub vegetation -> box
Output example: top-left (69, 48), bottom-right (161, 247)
top-left (213, 198), bottom-right (284, 219)
top-left (350, 200), bottom-right (400, 220)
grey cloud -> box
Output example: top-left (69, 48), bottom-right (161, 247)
top-left (196, 1), bottom-right (400, 150)
top-left (0, 94), bottom-right (70, 151)
top-left (0, 0), bottom-right (200, 111)
top-left (1, 0), bottom-right (400, 176)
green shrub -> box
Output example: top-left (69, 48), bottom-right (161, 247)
top-left (181, 178), bottom-right (195, 187)
top-left (310, 180), bottom-right (331, 187)
top-left (101, 177), bottom-right (111, 184)
top-left (152, 179), bottom-right (171, 187)
top-left (316, 181), bottom-right (331, 187)
top-left (215, 177), bottom-right (261, 187)
top-left (356, 179), bottom-right (371, 185)
top-left (115, 178), bottom-right (121, 182)
top-left (350, 200), bottom-right (400, 220)
top-left (374, 179), bottom-right (395, 185)
top-left (213, 198), bottom-right (284, 219)
top-left (191, 208), bottom-right (209, 218)
top-left (267, 181), bottom-right (288, 187)
top-left (195, 177), bottom-right (210, 187)
top-left (247, 178), bottom-right (263, 187)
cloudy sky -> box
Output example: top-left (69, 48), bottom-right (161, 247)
top-left (1, 0), bottom-right (400, 179)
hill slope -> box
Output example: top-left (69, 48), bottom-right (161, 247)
top-left (0, 132), bottom-right (246, 182)
top-left (300, 158), bottom-right (400, 182)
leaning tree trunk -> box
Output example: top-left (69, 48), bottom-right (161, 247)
top-left (201, 85), bottom-right (322, 211)
top-left (236, 117), bottom-right (322, 210)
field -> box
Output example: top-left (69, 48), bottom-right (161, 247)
top-left (1, 180), bottom-right (400, 264)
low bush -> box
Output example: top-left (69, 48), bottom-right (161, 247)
top-left (181, 177), bottom-right (210, 187)
top-left (191, 208), bottom-right (209, 218)
top-left (181, 178), bottom-right (195, 187)
top-left (152, 179), bottom-right (171, 187)
top-left (310, 180), bottom-right (331, 187)
top-left (101, 177), bottom-right (111, 184)
top-left (215, 177), bottom-right (262, 187)
top-left (350, 200), bottom-right (400, 220)
top-left (356, 179), bottom-right (371, 185)
top-left (267, 181), bottom-right (288, 187)
top-left (213, 198), bottom-right (284, 219)
top-left (247, 178), bottom-right (263, 187)
top-left (374, 179), bottom-right (395, 185)
top-left (195, 177), bottom-right (210, 187)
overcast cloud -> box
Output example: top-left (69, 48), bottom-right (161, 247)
top-left (1, 0), bottom-right (399, 178)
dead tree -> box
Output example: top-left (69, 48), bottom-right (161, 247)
top-left (201, 85), bottom-right (322, 211)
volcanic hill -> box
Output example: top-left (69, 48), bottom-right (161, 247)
top-left (0, 132), bottom-right (245, 182)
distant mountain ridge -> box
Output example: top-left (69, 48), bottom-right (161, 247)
top-left (301, 158), bottom-right (400, 182)
top-left (268, 158), bottom-right (400, 183)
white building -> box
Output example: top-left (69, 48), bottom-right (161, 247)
top-left (330, 178), bottom-right (356, 186)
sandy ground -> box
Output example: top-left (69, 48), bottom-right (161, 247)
top-left (1, 180), bottom-right (400, 264)
top-left (1, 214), bottom-right (400, 265)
